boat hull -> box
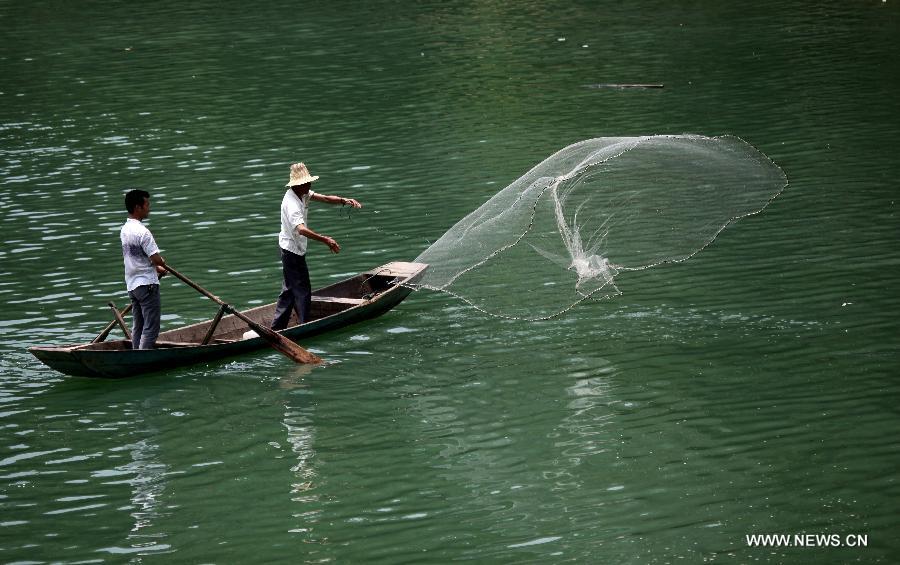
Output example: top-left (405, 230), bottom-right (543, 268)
top-left (28, 262), bottom-right (426, 378)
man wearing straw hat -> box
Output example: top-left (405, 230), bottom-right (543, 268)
top-left (270, 162), bottom-right (362, 330)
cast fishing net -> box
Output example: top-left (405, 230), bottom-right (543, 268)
top-left (412, 135), bottom-right (787, 319)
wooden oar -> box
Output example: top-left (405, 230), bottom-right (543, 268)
top-left (107, 301), bottom-right (132, 341)
top-left (92, 303), bottom-right (133, 343)
top-left (162, 265), bottom-right (322, 365)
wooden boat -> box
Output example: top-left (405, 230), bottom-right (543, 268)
top-left (28, 262), bottom-right (428, 378)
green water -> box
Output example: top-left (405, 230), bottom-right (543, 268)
top-left (2, 1), bottom-right (898, 562)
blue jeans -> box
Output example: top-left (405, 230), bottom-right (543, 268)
top-left (271, 248), bottom-right (311, 330)
top-left (129, 284), bottom-right (161, 349)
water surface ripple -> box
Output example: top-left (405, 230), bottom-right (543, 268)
top-left (2, 0), bottom-right (899, 562)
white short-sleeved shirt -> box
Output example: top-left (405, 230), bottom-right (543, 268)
top-left (279, 189), bottom-right (316, 255)
top-left (120, 218), bottom-right (160, 291)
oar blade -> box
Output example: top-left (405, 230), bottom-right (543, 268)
top-left (253, 323), bottom-right (323, 364)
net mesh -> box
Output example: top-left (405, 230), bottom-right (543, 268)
top-left (412, 135), bottom-right (787, 319)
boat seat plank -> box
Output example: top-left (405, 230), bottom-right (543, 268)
top-left (312, 296), bottom-right (365, 305)
top-left (155, 340), bottom-right (199, 348)
top-left (365, 261), bottom-right (422, 279)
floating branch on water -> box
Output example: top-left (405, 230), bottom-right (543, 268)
top-left (583, 83), bottom-right (664, 89)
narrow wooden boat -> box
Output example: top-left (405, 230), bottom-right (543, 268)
top-left (28, 262), bottom-right (428, 378)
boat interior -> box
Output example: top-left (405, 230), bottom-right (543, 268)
top-left (78, 270), bottom-right (407, 351)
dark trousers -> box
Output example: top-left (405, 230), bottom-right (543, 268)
top-left (129, 284), bottom-right (161, 350)
top-left (271, 248), bottom-right (311, 330)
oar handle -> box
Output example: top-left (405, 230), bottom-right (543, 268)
top-left (163, 265), bottom-right (230, 311)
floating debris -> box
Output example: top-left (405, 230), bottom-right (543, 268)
top-left (583, 83), bottom-right (664, 89)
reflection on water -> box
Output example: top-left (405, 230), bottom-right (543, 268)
top-left (555, 358), bottom-right (617, 463)
top-left (99, 437), bottom-right (171, 555)
top-left (283, 391), bottom-right (320, 537)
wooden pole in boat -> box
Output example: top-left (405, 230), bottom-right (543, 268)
top-left (107, 302), bottom-right (132, 341)
top-left (92, 303), bottom-right (133, 343)
top-left (162, 265), bottom-right (322, 364)
top-left (201, 304), bottom-right (228, 346)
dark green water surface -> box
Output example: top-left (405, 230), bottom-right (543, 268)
top-left (2, 1), bottom-right (898, 562)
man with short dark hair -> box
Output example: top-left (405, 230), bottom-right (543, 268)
top-left (271, 163), bottom-right (362, 330)
top-left (121, 189), bottom-right (167, 349)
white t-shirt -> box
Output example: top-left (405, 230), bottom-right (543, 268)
top-left (279, 189), bottom-right (316, 255)
top-left (120, 218), bottom-right (160, 291)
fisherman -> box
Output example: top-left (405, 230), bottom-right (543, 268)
top-left (121, 189), bottom-right (168, 350)
top-left (271, 162), bottom-right (362, 330)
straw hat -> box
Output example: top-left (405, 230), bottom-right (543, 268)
top-left (285, 162), bottom-right (319, 187)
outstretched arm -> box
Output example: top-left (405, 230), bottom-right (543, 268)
top-left (310, 192), bottom-right (362, 209)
